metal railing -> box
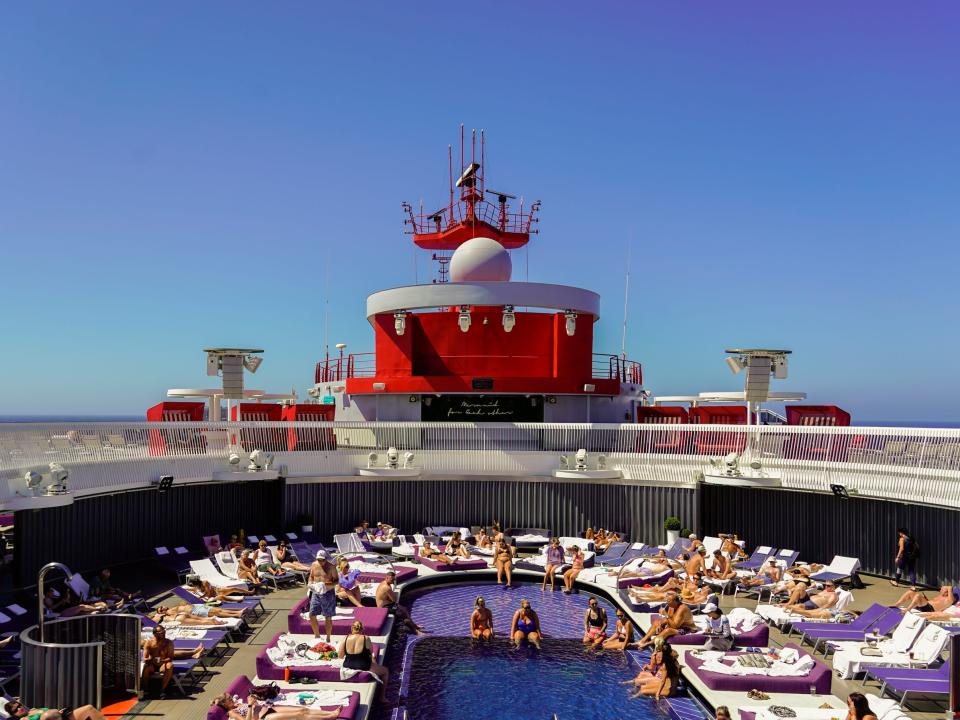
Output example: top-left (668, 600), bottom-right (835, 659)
top-left (315, 352), bottom-right (377, 382)
top-left (591, 354), bottom-right (642, 384)
top-left (1, 422), bottom-right (959, 509)
top-left (405, 198), bottom-right (537, 235)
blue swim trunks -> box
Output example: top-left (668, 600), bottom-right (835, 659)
top-left (309, 589), bottom-right (336, 618)
top-left (192, 604), bottom-right (210, 617)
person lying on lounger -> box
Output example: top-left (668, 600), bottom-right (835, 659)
top-left (275, 539), bottom-right (312, 573)
top-left (445, 531), bottom-right (471, 558)
top-left (150, 604), bottom-right (241, 625)
top-left (628, 576), bottom-right (683, 603)
top-left (89, 568), bottom-right (141, 604)
top-left (421, 540), bottom-right (455, 564)
top-left (212, 693), bottom-right (340, 720)
top-left (471, 596), bottom-right (494, 640)
top-left (705, 550), bottom-right (736, 580)
top-left (775, 576), bottom-right (812, 607)
top-left (5, 701), bottom-right (106, 720)
top-left (43, 587), bottom-right (113, 617)
top-left (636, 594), bottom-right (697, 648)
top-left (783, 581), bottom-right (839, 617)
top-left (739, 558), bottom-right (782, 587)
top-left (894, 585), bottom-right (956, 613)
top-left (917, 600), bottom-right (960, 621)
top-left (336, 559), bottom-right (363, 607)
top-left (376, 571), bottom-right (426, 634)
top-left (650, 548), bottom-right (684, 571)
top-left (185, 576), bottom-right (255, 602)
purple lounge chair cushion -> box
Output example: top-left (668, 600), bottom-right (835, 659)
top-left (341, 558), bottom-right (418, 584)
top-left (685, 643), bottom-right (831, 693)
top-left (209, 675), bottom-right (360, 719)
top-left (256, 631), bottom-right (380, 682)
top-left (287, 600), bottom-right (389, 635)
top-left (646, 615), bottom-right (769, 647)
top-left (417, 555), bottom-right (488, 572)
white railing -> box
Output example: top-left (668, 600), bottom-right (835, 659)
top-left (1, 422), bottom-right (959, 509)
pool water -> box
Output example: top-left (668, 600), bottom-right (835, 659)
top-left (373, 582), bottom-right (668, 720)
top-left (405, 636), bottom-right (664, 720)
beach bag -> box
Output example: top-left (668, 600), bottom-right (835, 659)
top-left (250, 682), bottom-right (280, 700)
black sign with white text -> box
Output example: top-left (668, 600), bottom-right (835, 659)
top-left (421, 395), bottom-right (544, 422)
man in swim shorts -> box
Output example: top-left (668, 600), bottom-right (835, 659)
top-left (308, 549), bottom-right (339, 641)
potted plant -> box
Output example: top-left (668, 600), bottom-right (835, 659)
top-left (663, 516), bottom-right (682, 546)
top-left (296, 512), bottom-right (314, 535)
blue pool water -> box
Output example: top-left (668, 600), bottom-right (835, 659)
top-left (374, 582), bottom-right (667, 720)
top-left (405, 637), bottom-right (664, 720)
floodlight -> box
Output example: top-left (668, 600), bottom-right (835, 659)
top-left (583, 383), bottom-right (596, 393)
top-left (564, 311), bottom-right (577, 337)
top-left (559, 455), bottom-right (569, 469)
top-left (243, 355), bottom-right (263, 373)
top-left (228, 453), bottom-right (242, 467)
top-left (157, 475), bottom-right (174, 492)
top-left (403, 452), bottom-right (415, 469)
top-left (725, 357), bottom-right (744, 374)
top-left (597, 454), bottom-right (607, 470)
top-left (575, 448), bottom-right (587, 471)
top-left (47, 463), bottom-right (69, 494)
top-left (458, 306), bottom-right (472, 333)
top-left (206, 353), bottom-right (220, 376)
top-left (22, 471), bottom-right (43, 496)
top-left (502, 305), bottom-right (515, 333)
top-left (394, 311), bottom-right (407, 336)
top-left (455, 161), bottom-right (480, 188)
top-left (367, 452), bottom-right (378, 469)
top-left (749, 460), bottom-right (762, 471)
top-left (386, 447), bottom-right (399, 470)
top-left (308, 387), bottom-right (321, 399)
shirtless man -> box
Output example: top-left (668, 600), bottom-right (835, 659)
top-left (636, 594), bottom-right (697, 648)
top-left (421, 540), bottom-right (455, 564)
top-left (720, 534), bottom-right (746, 561)
top-left (375, 571), bottom-right (426, 634)
top-left (894, 585), bottom-right (956, 613)
top-left (185, 577), bottom-right (255, 602)
top-left (776, 577), bottom-right (812, 607)
top-left (685, 547), bottom-right (707, 578)
top-left (705, 550), bottom-right (735, 580)
top-left (308, 549), bottom-right (340, 642)
top-left (740, 558), bottom-right (781, 588)
top-left (785, 581), bottom-right (839, 617)
top-left (917, 600), bottom-right (960, 622)
top-left (141, 625), bottom-right (175, 697)
top-left (628, 576), bottom-right (683, 604)
top-left (683, 534), bottom-right (702, 553)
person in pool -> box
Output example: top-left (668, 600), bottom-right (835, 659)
top-left (542, 537), bottom-right (565, 591)
top-left (582, 596), bottom-right (608, 648)
top-left (562, 545), bottom-right (584, 594)
top-left (602, 608), bottom-right (635, 651)
top-left (211, 693), bottom-right (340, 719)
top-left (635, 640), bottom-right (680, 700)
top-left (470, 596), bottom-right (494, 640)
top-left (337, 620), bottom-right (390, 685)
top-left (511, 599), bottom-right (542, 649)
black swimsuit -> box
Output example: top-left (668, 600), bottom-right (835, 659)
top-left (342, 638), bottom-right (373, 671)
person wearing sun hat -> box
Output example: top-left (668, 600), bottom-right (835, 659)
top-left (308, 548), bottom-right (339, 642)
top-left (703, 602), bottom-right (734, 650)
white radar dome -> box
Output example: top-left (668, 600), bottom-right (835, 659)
top-left (449, 237), bottom-right (512, 282)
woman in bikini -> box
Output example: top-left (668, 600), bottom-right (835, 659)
top-left (847, 692), bottom-right (878, 720)
top-left (338, 620), bottom-right (389, 685)
top-left (211, 692), bottom-right (340, 719)
top-left (602, 608), bottom-right (634, 651)
top-left (623, 636), bottom-right (664, 688)
top-left (445, 531), bottom-right (471, 558)
top-left (562, 545), bottom-right (585, 594)
top-left (187, 577), bottom-right (256, 601)
top-left (635, 640), bottom-right (679, 700)
top-left (470, 596), bottom-right (494, 640)
top-left (511, 599), bottom-right (542, 649)
top-left (494, 534), bottom-right (514, 587)
top-left (582, 597), bottom-right (608, 647)
top-left (476, 527), bottom-right (491, 549)
top-left (420, 541), bottom-right (455, 564)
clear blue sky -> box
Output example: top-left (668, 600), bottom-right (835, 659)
top-left (1, 3), bottom-right (957, 420)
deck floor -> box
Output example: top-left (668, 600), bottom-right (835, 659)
top-left (129, 566), bottom-right (947, 720)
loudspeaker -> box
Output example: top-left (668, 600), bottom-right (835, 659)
top-left (157, 475), bottom-right (174, 493)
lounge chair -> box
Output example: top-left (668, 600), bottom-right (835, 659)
top-left (757, 587), bottom-right (856, 629)
top-left (810, 555), bottom-right (861, 584)
top-left (596, 543), bottom-right (646, 567)
top-left (865, 659), bottom-right (950, 707)
top-left (155, 546), bottom-right (199, 582)
top-left (207, 675), bottom-right (360, 720)
top-left (829, 613), bottom-right (932, 679)
top-left (169, 585), bottom-right (264, 620)
top-left (202, 534), bottom-right (223, 556)
top-left (797, 603), bottom-right (901, 654)
top-left (736, 545), bottom-right (777, 571)
top-left (189, 558), bottom-right (248, 590)
top-left (595, 541), bottom-right (629, 561)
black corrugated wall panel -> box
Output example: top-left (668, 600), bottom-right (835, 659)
top-left (699, 485), bottom-right (960, 586)
top-left (284, 478), bottom-right (698, 545)
top-left (14, 481), bottom-right (283, 587)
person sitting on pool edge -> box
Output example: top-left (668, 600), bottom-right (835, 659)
top-left (622, 635), bottom-right (664, 689)
top-left (562, 545), bottom-right (585, 594)
top-left (582, 596), bottom-right (608, 648)
top-left (376, 571), bottom-right (427, 634)
top-left (634, 640), bottom-right (680, 700)
top-left (635, 594), bottom-right (697, 648)
top-left (420, 540), bottom-right (456, 564)
top-left (470, 596), bottom-right (494, 641)
top-left (511, 599), bottom-right (542, 649)
top-left (494, 534), bottom-right (514, 587)
top-left (542, 537), bottom-right (565, 592)
top-left (602, 608), bottom-right (634, 651)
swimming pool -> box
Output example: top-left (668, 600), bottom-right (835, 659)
top-left (377, 581), bottom-right (668, 720)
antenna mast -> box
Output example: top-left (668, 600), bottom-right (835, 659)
top-left (621, 240), bottom-right (631, 360)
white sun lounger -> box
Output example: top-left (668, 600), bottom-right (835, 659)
top-left (189, 558), bottom-right (247, 590)
top-left (834, 619), bottom-right (947, 680)
top-left (829, 612), bottom-right (928, 679)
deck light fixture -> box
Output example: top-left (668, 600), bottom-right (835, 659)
top-left (502, 305), bottom-right (515, 332)
top-left (458, 306), bottom-right (472, 333)
top-left (564, 310), bottom-right (577, 337)
top-left (725, 356), bottom-right (745, 374)
top-left (394, 311), bottom-right (408, 336)
top-left (403, 452), bottom-right (415, 469)
top-left (243, 354), bottom-right (263, 373)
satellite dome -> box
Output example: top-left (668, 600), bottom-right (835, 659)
top-left (449, 237), bottom-right (512, 282)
